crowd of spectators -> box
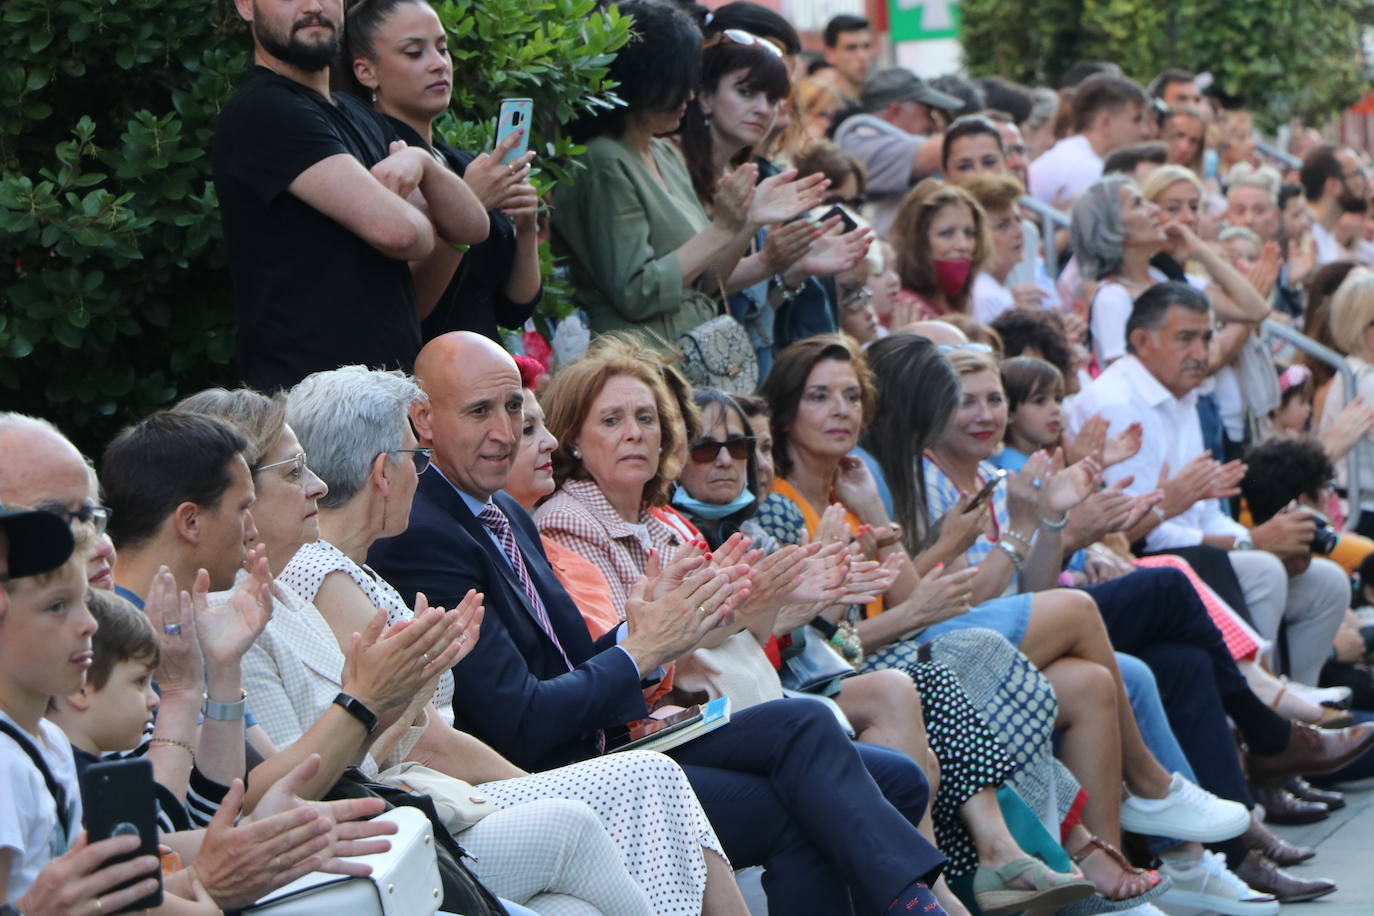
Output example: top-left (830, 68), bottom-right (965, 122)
top-left (10, 1), bottom-right (1374, 915)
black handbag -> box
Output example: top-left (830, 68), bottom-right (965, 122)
top-left (779, 626), bottom-right (858, 694)
top-left (324, 768), bottom-right (508, 916)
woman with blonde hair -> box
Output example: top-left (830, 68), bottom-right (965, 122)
top-left (889, 179), bottom-right (991, 322)
top-left (1321, 268), bottom-right (1374, 536)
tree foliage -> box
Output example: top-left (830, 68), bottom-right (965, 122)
top-left (962, 0), bottom-right (1373, 130)
top-left (0, 0), bottom-right (629, 455)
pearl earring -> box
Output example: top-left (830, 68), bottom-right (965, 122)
top-left (573, 448), bottom-right (581, 459)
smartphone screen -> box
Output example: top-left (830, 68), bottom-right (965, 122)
top-left (495, 98), bottom-right (533, 165)
top-left (80, 759), bottom-right (163, 912)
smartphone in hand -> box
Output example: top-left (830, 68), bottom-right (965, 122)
top-left (81, 759), bottom-right (163, 913)
top-left (495, 98), bottom-right (533, 165)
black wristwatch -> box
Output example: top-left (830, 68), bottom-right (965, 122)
top-left (332, 692), bottom-right (379, 734)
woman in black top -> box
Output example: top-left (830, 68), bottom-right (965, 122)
top-left (343, 0), bottom-right (542, 342)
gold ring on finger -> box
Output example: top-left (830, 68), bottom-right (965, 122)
top-left (697, 605), bottom-right (706, 615)
top-left (422, 652), bottom-right (431, 665)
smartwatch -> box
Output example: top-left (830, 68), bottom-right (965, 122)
top-left (202, 689), bottom-right (247, 721)
top-left (333, 692), bottom-right (379, 734)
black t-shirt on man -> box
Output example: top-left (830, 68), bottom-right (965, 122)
top-left (213, 67), bottom-right (421, 392)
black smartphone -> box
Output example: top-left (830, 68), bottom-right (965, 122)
top-left (815, 204), bottom-right (859, 234)
top-left (606, 705), bottom-right (702, 752)
top-left (965, 469), bottom-right (1007, 513)
top-left (80, 759), bottom-right (163, 912)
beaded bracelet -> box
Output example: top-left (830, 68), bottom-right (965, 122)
top-left (149, 737), bottom-right (197, 765)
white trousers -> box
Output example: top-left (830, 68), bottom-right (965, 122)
top-left (461, 797), bottom-right (652, 916)
top-left (1228, 551), bottom-right (1348, 685)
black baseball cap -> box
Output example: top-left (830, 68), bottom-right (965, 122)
top-left (0, 504), bottom-right (75, 579)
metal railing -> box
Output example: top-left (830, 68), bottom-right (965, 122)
top-left (1254, 140), bottom-right (1301, 171)
top-left (1018, 195), bottom-right (1071, 268)
top-left (1261, 319), bottom-right (1361, 510)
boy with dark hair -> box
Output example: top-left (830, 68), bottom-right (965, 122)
top-left (45, 591), bottom-right (207, 833)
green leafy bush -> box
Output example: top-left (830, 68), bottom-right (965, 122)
top-left (0, 0), bottom-right (628, 454)
top-left (962, 0), bottom-right (1373, 131)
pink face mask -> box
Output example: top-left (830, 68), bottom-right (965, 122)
top-left (933, 258), bottom-right (973, 297)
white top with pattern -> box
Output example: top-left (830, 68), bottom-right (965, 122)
top-left (279, 539), bottom-right (455, 720)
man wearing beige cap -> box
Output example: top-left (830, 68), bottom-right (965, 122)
top-left (834, 67), bottom-right (963, 236)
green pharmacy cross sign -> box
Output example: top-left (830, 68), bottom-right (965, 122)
top-left (888, 0), bottom-right (961, 41)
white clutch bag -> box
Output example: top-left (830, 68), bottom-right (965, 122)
top-left (241, 807), bottom-right (442, 916)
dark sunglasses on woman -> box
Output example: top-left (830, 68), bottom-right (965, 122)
top-left (690, 435), bottom-right (755, 464)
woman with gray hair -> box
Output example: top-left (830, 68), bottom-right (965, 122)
top-left (280, 365), bottom-right (750, 916)
top-left (1069, 175), bottom-right (1163, 367)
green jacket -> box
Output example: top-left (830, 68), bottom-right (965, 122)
top-left (552, 135), bottom-right (718, 344)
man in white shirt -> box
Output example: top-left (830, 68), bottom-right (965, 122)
top-left (1029, 74), bottom-right (1150, 207)
top-left (834, 69), bottom-right (962, 237)
top-left (1067, 281), bottom-right (1348, 685)
top-left (1301, 144), bottom-right (1367, 266)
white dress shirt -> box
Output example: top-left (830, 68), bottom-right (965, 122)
top-left (1066, 354), bottom-right (1246, 550)
top-left (1029, 135), bottom-right (1102, 205)
top-left (972, 272), bottom-right (1015, 324)
top-left (1310, 215), bottom-right (1343, 266)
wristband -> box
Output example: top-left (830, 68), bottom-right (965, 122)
top-left (202, 689), bottom-right (246, 722)
top-left (1040, 511), bottom-right (1069, 532)
top-left (333, 692), bottom-right (379, 734)
top-left (995, 539), bottom-right (1025, 568)
top-left (1151, 504), bottom-right (1167, 524)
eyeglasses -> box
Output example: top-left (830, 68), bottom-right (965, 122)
top-left (839, 286), bottom-right (873, 314)
top-left (689, 435), bottom-right (756, 464)
top-left (257, 452), bottom-right (308, 477)
top-left (706, 28), bottom-right (785, 59)
top-left (387, 447), bottom-right (432, 474)
top-left (64, 504), bottom-right (112, 536)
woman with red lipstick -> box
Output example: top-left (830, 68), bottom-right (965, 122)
top-left (342, 0), bottom-right (540, 344)
top-left (889, 180), bottom-right (990, 324)
top-left (761, 334), bottom-right (1259, 904)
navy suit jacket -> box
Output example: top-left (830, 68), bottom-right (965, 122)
top-left (368, 470), bottom-right (647, 771)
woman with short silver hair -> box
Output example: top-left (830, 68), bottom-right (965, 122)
top-left (281, 365), bottom-right (749, 916)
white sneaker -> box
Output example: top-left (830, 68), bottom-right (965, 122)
top-left (1288, 681), bottom-right (1352, 708)
top-left (1158, 851), bottom-right (1279, 916)
top-left (1120, 773), bottom-right (1250, 842)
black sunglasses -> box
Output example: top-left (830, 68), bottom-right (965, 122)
top-left (690, 435), bottom-right (755, 464)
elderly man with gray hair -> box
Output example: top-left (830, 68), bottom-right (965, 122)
top-left (280, 364), bottom-right (750, 916)
top-left (1068, 282), bottom-right (1354, 701)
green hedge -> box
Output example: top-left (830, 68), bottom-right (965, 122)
top-left (0, 0), bottom-right (628, 455)
top-left (961, 0), bottom-right (1373, 131)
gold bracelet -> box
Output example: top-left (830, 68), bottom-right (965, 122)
top-left (149, 737), bottom-right (197, 765)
